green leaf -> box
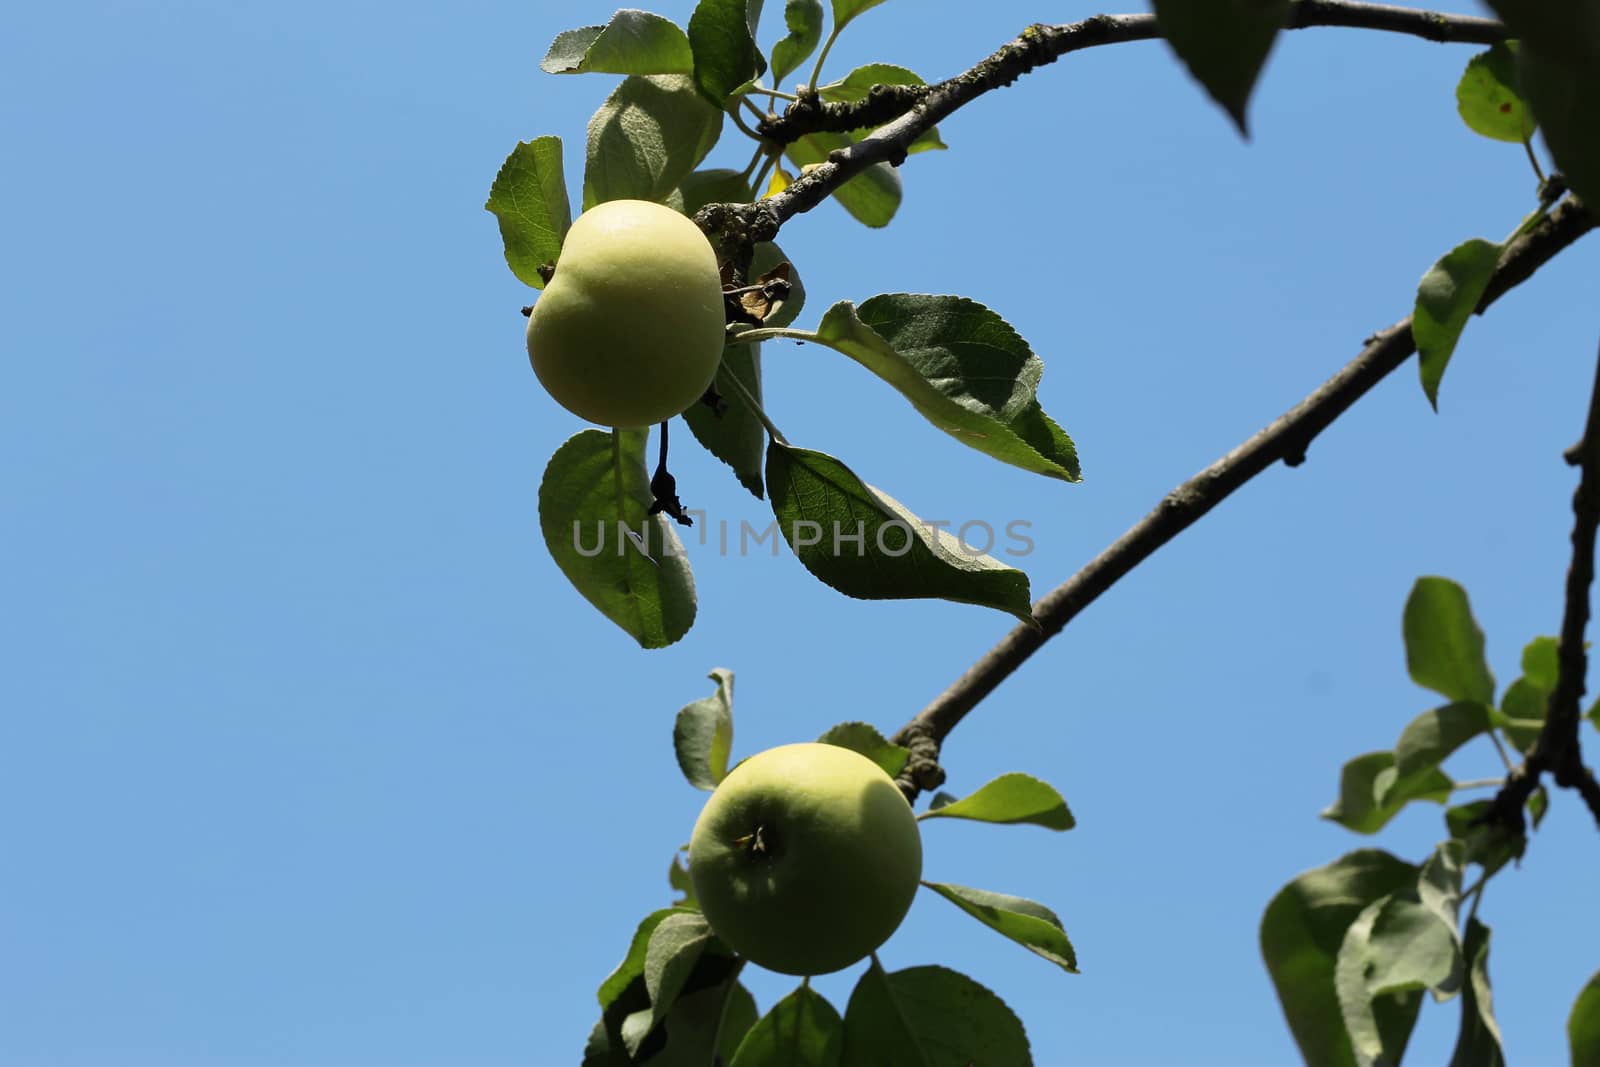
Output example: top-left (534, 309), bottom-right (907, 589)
top-left (1456, 43), bottom-right (1537, 143)
top-left (684, 346), bottom-right (766, 498)
top-left (1359, 895), bottom-right (1463, 1000)
top-left (816, 721), bottom-right (911, 778)
top-left (927, 790), bottom-right (958, 810)
top-left (1394, 702), bottom-right (1494, 778)
top-left (539, 430), bottom-right (696, 648)
top-left (541, 11), bottom-right (696, 75)
top-left (1444, 801), bottom-right (1524, 877)
top-left (1260, 850), bottom-right (1422, 1067)
top-left (730, 984), bottom-right (843, 1066)
top-left (924, 883), bottom-right (1078, 973)
top-left (1528, 783), bottom-right (1550, 828)
top-left (1333, 897), bottom-right (1428, 1065)
top-left (1572, 969), bottom-right (1600, 1064)
top-left (1520, 635), bottom-right (1560, 690)
top-left (674, 668), bottom-right (735, 790)
top-left (830, 0), bottom-right (888, 33)
top-left (688, 0), bottom-right (766, 105)
top-left (810, 297), bottom-right (1080, 482)
top-left (643, 979), bottom-right (759, 1066)
top-left (1404, 577), bottom-right (1497, 705)
top-left (918, 772), bottom-right (1074, 830)
top-left (770, 0), bottom-right (824, 85)
top-left (622, 912), bottom-right (716, 1055)
top-left (765, 443), bottom-right (1034, 621)
top-left (485, 137), bottom-right (571, 289)
top-left (1499, 677), bottom-right (1548, 754)
top-left (1415, 841), bottom-right (1465, 945)
top-left (1322, 751), bottom-right (1453, 834)
top-left (675, 167), bottom-right (755, 214)
top-left (784, 132), bottom-right (901, 227)
top-left (1414, 239), bottom-right (1504, 409)
top-left (840, 961), bottom-right (1031, 1067)
top-left (1152, 0), bottom-right (1291, 135)
top-left (584, 74), bottom-right (723, 209)
top-left (668, 849), bottom-right (697, 908)
top-left (599, 908), bottom-right (697, 1010)
top-left (752, 240), bottom-right (806, 329)
top-left (1449, 919), bottom-right (1506, 1066)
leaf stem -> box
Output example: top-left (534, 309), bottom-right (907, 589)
top-left (1453, 777), bottom-right (1506, 791)
top-left (727, 105), bottom-right (764, 142)
top-left (717, 362), bottom-right (788, 445)
top-left (807, 24), bottom-right (842, 93)
top-left (1523, 138), bottom-right (1547, 184)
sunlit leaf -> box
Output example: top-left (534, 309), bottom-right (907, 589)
top-left (584, 74), bottom-right (723, 208)
top-left (770, 0), bottom-right (824, 84)
top-left (1455, 42), bottom-right (1536, 143)
top-left (485, 137), bottom-right (571, 289)
top-left (1322, 750), bottom-right (1453, 834)
top-left (1404, 577), bottom-right (1496, 704)
top-left (674, 668), bottom-right (735, 790)
top-left (817, 721), bottom-right (911, 778)
top-left (542, 11), bottom-right (695, 75)
top-left (1394, 701), bottom-right (1493, 778)
top-left (784, 131), bottom-right (901, 227)
top-left (729, 984), bottom-right (842, 1065)
top-left (1414, 240), bottom-right (1503, 410)
top-left (538, 430), bottom-right (697, 648)
top-left (689, 0), bottom-right (767, 104)
top-left (919, 772), bottom-right (1074, 830)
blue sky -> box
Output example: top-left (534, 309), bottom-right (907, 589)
top-left (3, 1), bottom-right (1598, 1064)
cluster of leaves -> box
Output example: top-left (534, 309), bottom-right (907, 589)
top-left (585, 669), bottom-right (1076, 1066)
top-left (487, 1), bottom-right (1080, 648)
top-left (1260, 577), bottom-right (1600, 1065)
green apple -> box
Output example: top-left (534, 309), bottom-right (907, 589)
top-left (688, 742), bottom-right (923, 976)
top-left (527, 198), bottom-right (726, 428)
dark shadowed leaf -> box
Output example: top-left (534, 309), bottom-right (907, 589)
top-left (1449, 919), bottom-right (1506, 1066)
top-left (684, 346), bottom-right (766, 497)
top-left (1482, 0), bottom-right (1600, 208)
top-left (924, 883), bottom-right (1077, 973)
top-left (809, 298), bottom-right (1079, 481)
top-left (841, 961), bottom-right (1031, 1067)
top-left (817, 721), bottom-right (910, 777)
top-left (689, 0), bottom-right (766, 104)
top-left (766, 443), bottom-right (1033, 620)
top-left (1333, 896), bottom-right (1427, 1066)
top-left (622, 912), bottom-right (715, 1055)
top-left (730, 983), bottom-right (843, 1066)
top-left (1572, 969), bottom-right (1600, 1063)
top-left (675, 167), bottom-right (755, 214)
top-left (1414, 240), bottom-right (1503, 409)
top-left (928, 790), bottom-right (958, 810)
top-left (1528, 784), bottom-right (1550, 827)
top-left (599, 908), bottom-right (698, 1010)
top-left (1394, 702), bottom-right (1493, 778)
top-left (918, 772), bottom-right (1074, 830)
top-left (1445, 801), bottom-right (1524, 877)
top-left (584, 74), bottom-right (723, 208)
top-left (1404, 577), bottom-right (1496, 704)
top-left (1260, 850), bottom-right (1421, 1067)
top-left (674, 668), bottom-right (735, 790)
top-left (1322, 750), bottom-right (1453, 834)
top-left (539, 430), bottom-right (697, 648)
top-left (1153, 0), bottom-right (1291, 135)
top-left (485, 137), bottom-right (571, 289)
top-left (770, 0), bottom-right (824, 84)
top-left (784, 131), bottom-right (901, 227)
top-left (1456, 42), bottom-right (1536, 143)
top-left (542, 11), bottom-right (695, 75)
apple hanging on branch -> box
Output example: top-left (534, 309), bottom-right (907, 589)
top-left (526, 198), bottom-right (727, 429)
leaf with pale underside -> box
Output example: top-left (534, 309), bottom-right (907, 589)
top-left (584, 74), bottom-right (723, 208)
top-left (542, 10), bottom-right (695, 75)
top-left (674, 668), bottom-right (735, 790)
top-left (485, 137), bottom-right (571, 289)
top-left (925, 883), bottom-right (1078, 973)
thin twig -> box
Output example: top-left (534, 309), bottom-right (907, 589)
top-left (889, 199), bottom-right (1594, 775)
top-left (755, 2), bottom-right (1505, 146)
top-left (1485, 337), bottom-right (1600, 833)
